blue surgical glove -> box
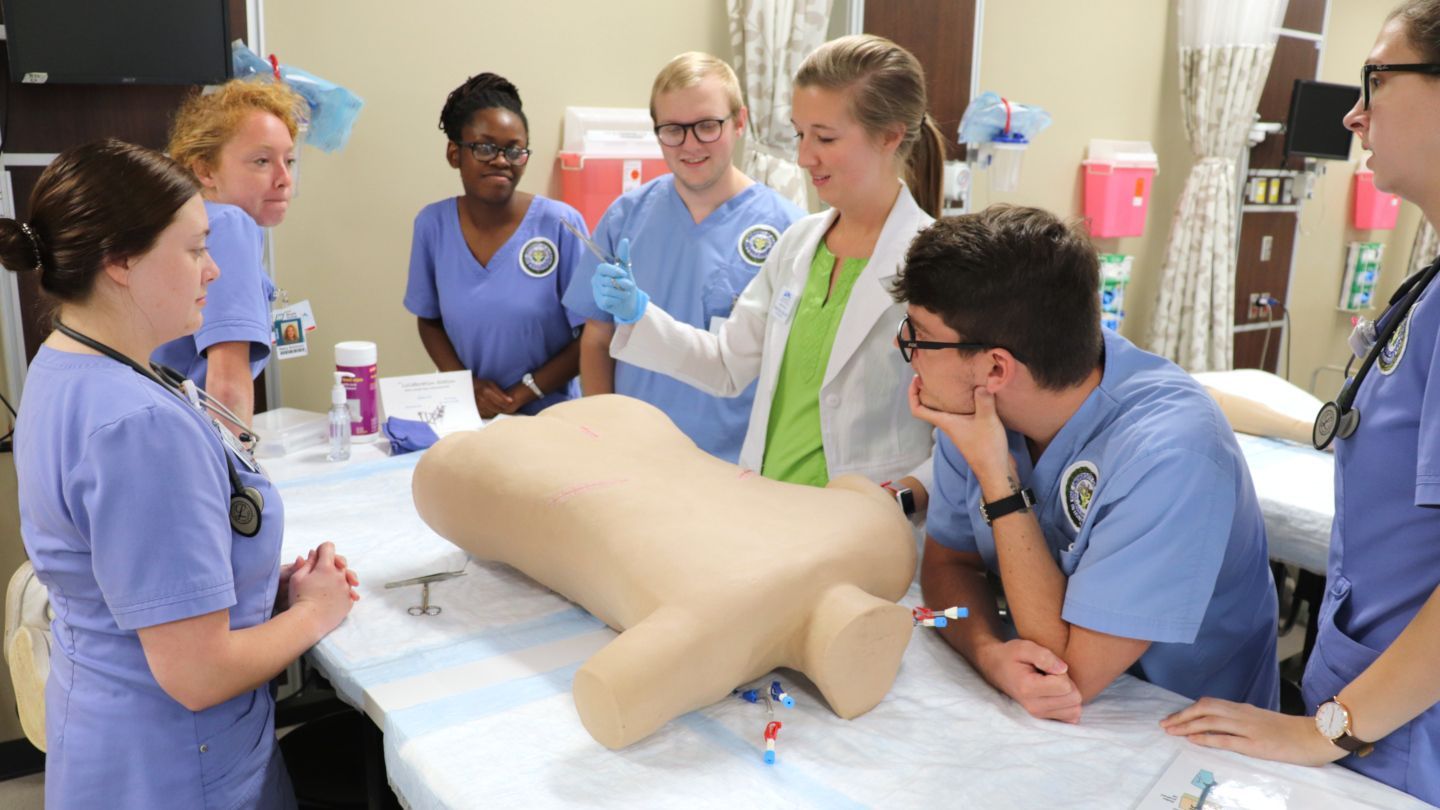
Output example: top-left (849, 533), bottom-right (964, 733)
top-left (591, 238), bottom-right (649, 324)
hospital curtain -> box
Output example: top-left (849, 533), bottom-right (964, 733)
top-left (1148, 0), bottom-right (1288, 371)
top-left (728, 0), bottom-right (832, 210)
top-left (1411, 220), bottom-right (1440, 277)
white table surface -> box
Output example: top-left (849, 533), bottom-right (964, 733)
top-left (263, 439), bottom-right (1425, 810)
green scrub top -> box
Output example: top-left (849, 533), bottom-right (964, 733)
top-left (761, 241), bottom-right (869, 486)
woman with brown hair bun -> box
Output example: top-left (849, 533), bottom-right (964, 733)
top-left (6, 139), bottom-right (357, 809)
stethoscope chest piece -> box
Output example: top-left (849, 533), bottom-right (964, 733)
top-left (1312, 400), bottom-right (1360, 451)
top-left (230, 486), bottom-right (264, 537)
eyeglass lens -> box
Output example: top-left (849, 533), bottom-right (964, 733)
top-left (656, 119), bottom-right (725, 147)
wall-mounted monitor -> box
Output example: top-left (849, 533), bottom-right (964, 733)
top-left (1284, 79), bottom-right (1361, 161)
top-left (2, 0), bottom-right (232, 86)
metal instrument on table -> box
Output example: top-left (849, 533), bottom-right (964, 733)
top-left (384, 567), bottom-right (467, 616)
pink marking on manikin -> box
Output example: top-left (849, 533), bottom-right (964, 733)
top-left (579, 426), bottom-right (601, 439)
top-left (548, 478), bottom-right (628, 506)
top-left (738, 469), bottom-right (758, 480)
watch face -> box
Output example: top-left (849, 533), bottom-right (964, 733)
top-left (1316, 702), bottom-right (1348, 738)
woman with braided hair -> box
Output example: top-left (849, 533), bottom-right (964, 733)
top-left (404, 72), bottom-right (587, 418)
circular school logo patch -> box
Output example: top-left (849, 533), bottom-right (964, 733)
top-left (519, 237), bottom-right (558, 277)
top-left (1060, 461), bottom-right (1099, 531)
top-left (738, 224), bottom-right (781, 267)
top-left (1377, 310), bottom-right (1412, 376)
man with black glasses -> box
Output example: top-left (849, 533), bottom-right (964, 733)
top-left (891, 206), bottom-right (1279, 722)
top-left (562, 52), bottom-right (802, 463)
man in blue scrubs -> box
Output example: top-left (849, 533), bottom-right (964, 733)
top-left (893, 207), bottom-right (1278, 723)
top-left (562, 52), bottom-right (803, 463)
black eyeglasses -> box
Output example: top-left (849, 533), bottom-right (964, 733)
top-left (454, 141), bottom-right (532, 166)
top-left (1361, 63), bottom-right (1440, 110)
top-left (653, 116), bottom-right (730, 147)
top-left (895, 315), bottom-right (995, 363)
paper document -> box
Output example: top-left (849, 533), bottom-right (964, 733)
top-left (378, 371), bottom-right (482, 436)
top-left (1136, 748), bottom-right (1399, 810)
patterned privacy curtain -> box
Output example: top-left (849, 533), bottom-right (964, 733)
top-left (1410, 219), bottom-right (1439, 277)
top-left (1148, 0), bottom-right (1288, 371)
top-left (728, 0), bottom-right (832, 210)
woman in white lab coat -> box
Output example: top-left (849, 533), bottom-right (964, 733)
top-left (592, 34), bottom-right (944, 514)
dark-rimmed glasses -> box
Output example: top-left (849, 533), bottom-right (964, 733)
top-left (653, 116), bottom-right (730, 147)
top-left (895, 315), bottom-right (993, 363)
top-left (454, 141), bottom-right (532, 166)
top-left (1362, 63), bottom-right (1440, 110)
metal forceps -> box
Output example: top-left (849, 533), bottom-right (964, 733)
top-left (384, 568), bottom-right (467, 616)
top-left (561, 218), bottom-right (630, 268)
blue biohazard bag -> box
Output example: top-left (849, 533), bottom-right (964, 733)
top-left (231, 41), bottom-right (363, 152)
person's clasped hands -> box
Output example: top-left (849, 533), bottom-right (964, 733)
top-left (278, 542), bottom-right (360, 634)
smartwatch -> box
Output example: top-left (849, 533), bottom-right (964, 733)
top-left (893, 487), bottom-right (916, 517)
top-left (980, 488), bottom-right (1035, 525)
top-left (521, 373), bottom-right (544, 399)
top-left (1315, 698), bottom-right (1374, 757)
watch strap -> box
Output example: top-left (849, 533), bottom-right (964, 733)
top-left (980, 488), bottom-right (1035, 525)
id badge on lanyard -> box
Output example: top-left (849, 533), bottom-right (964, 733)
top-left (213, 417), bottom-right (263, 477)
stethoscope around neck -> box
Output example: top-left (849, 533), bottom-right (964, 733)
top-left (1313, 259), bottom-right (1440, 450)
top-left (53, 321), bottom-right (266, 537)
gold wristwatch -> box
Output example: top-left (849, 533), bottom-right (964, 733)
top-left (1315, 697), bottom-right (1375, 757)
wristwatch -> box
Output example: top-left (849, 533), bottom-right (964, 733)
top-left (521, 373), bottom-right (544, 399)
top-left (980, 488), bottom-right (1035, 525)
top-left (1315, 698), bottom-right (1375, 757)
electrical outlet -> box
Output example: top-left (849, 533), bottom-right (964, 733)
top-left (1247, 292), bottom-right (1273, 320)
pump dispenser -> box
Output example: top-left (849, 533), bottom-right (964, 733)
top-left (328, 372), bottom-right (352, 461)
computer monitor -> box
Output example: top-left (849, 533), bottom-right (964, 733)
top-left (2, 0), bottom-right (232, 85)
top-left (1284, 79), bottom-right (1361, 161)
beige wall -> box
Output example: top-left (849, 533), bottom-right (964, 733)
top-left (968, 0), bottom-right (1188, 350)
top-left (969, 0), bottom-right (1410, 396)
top-left (265, 0), bottom-right (1404, 412)
top-left (264, 0), bottom-right (732, 412)
top-left (1289, 0), bottom-right (1424, 395)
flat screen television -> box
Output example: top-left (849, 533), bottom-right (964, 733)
top-left (2, 0), bottom-right (232, 85)
top-left (1284, 79), bottom-right (1361, 160)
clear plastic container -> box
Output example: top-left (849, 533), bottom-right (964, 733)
top-left (251, 407), bottom-right (329, 458)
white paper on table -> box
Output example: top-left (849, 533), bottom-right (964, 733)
top-left (1135, 748), bottom-right (1399, 810)
top-left (377, 371), bottom-right (482, 436)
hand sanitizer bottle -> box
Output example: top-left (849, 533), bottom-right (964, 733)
top-left (328, 372), bottom-right (352, 462)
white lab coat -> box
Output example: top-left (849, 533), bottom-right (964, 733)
top-left (611, 182), bottom-right (936, 493)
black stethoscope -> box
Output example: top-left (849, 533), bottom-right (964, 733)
top-left (53, 321), bottom-right (266, 537)
top-left (1313, 259), bottom-right (1440, 450)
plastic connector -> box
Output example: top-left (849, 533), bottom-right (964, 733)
top-left (770, 681), bottom-right (795, 709)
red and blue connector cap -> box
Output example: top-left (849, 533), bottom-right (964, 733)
top-left (912, 606), bottom-right (968, 627)
top-left (764, 721), bottom-right (782, 765)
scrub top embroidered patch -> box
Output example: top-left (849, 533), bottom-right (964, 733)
top-left (1061, 460), bottom-right (1099, 530)
top-left (519, 237), bottom-right (558, 277)
top-left (1377, 310), bottom-right (1412, 376)
top-left (738, 224), bottom-right (781, 267)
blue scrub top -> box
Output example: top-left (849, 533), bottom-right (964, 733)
top-left (927, 330), bottom-right (1279, 709)
top-left (1303, 260), bottom-right (1440, 803)
top-left (404, 195), bottom-right (586, 415)
top-left (152, 200), bottom-right (276, 384)
top-left (561, 175), bottom-right (803, 463)
top-left (14, 347), bottom-right (293, 809)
